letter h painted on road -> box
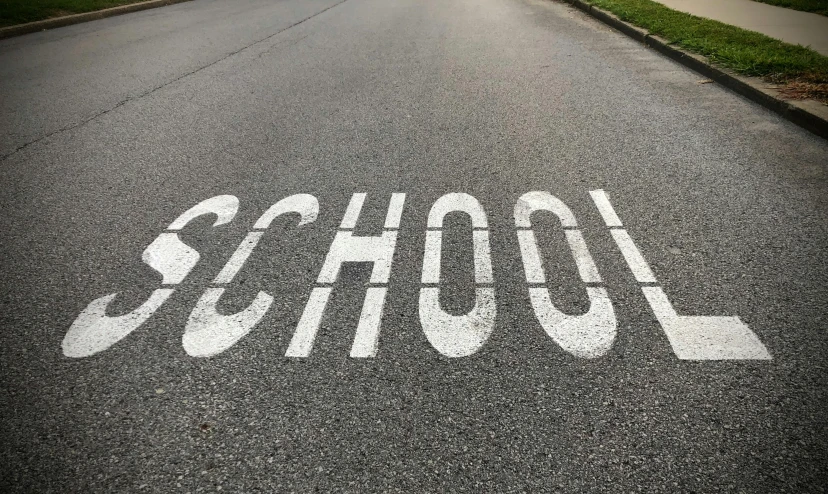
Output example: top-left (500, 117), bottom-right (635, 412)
top-left (285, 193), bottom-right (405, 358)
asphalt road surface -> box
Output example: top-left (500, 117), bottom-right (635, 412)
top-left (1, 0), bottom-right (827, 491)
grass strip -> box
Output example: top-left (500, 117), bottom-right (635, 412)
top-left (583, 0), bottom-right (828, 99)
top-left (750, 0), bottom-right (828, 16)
top-left (0, 0), bottom-right (146, 27)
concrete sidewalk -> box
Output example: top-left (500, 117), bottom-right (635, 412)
top-left (656, 0), bottom-right (828, 56)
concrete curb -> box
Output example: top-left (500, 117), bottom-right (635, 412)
top-left (0, 0), bottom-right (195, 40)
top-left (564, 0), bottom-right (828, 140)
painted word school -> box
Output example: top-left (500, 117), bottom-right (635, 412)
top-left (62, 191), bottom-right (771, 361)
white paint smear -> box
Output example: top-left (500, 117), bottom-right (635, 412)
top-left (285, 287), bottom-right (332, 357)
top-left (350, 287), bottom-right (388, 358)
top-left (419, 287), bottom-right (496, 357)
top-left (642, 287), bottom-right (771, 360)
top-left (182, 288), bottom-right (273, 357)
top-left (588, 189), bottom-right (623, 227)
top-left (610, 229), bottom-right (657, 283)
top-left (529, 286), bottom-right (616, 358)
top-left (167, 195), bottom-right (239, 230)
top-left (62, 289), bottom-right (175, 358)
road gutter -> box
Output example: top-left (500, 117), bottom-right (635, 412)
top-left (0, 0), bottom-right (195, 40)
top-left (562, 0), bottom-right (828, 140)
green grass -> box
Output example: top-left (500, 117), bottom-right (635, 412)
top-left (0, 0), bottom-right (146, 27)
top-left (585, 0), bottom-right (828, 83)
top-left (750, 0), bottom-right (828, 16)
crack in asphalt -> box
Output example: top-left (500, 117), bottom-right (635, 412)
top-left (0, 0), bottom-right (349, 164)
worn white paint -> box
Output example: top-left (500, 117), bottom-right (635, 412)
top-left (316, 230), bottom-right (398, 284)
top-left (422, 230), bottom-right (492, 285)
top-left (183, 288), bottom-right (273, 357)
top-left (643, 287), bottom-right (771, 359)
top-left (517, 230), bottom-right (545, 283)
top-left (419, 287), bottom-right (496, 357)
top-left (64, 189), bottom-right (774, 362)
top-left (529, 287), bottom-right (616, 358)
top-left (142, 233), bottom-right (200, 285)
top-left (565, 230), bottom-right (601, 283)
top-left (286, 193), bottom-right (404, 357)
top-left (514, 191), bottom-right (616, 357)
top-left (473, 230), bottom-right (493, 284)
top-left (588, 189), bottom-right (623, 227)
top-left (610, 229), bottom-right (657, 283)
top-left (592, 189), bottom-right (771, 360)
top-left (186, 194), bottom-right (321, 356)
top-left (421, 231), bottom-right (443, 284)
top-left (64, 196), bottom-right (240, 358)
top-left (340, 193), bottom-right (366, 229)
top-left (62, 289), bottom-right (175, 358)
top-left (515, 191), bottom-right (577, 228)
top-left (419, 193), bottom-right (495, 357)
top-left (350, 287), bottom-right (388, 358)
top-left (214, 194), bottom-right (319, 284)
top-left (384, 193), bottom-right (406, 229)
top-left (427, 193), bottom-right (488, 228)
top-left (286, 286), bottom-right (392, 358)
top-left (213, 232), bottom-right (263, 284)
top-left (517, 229), bottom-right (601, 284)
top-left (167, 195), bottom-right (239, 230)
top-left (253, 194), bottom-right (319, 229)
top-left (285, 287), bottom-right (331, 357)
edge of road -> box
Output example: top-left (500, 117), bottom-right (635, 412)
top-left (0, 0), bottom-right (195, 40)
top-left (562, 0), bottom-right (828, 140)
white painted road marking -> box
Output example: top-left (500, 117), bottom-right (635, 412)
top-left (64, 190), bottom-right (772, 361)
top-left (285, 287), bottom-right (332, 358)
top-left (183, 194), bottom-right (319, 357)
top-left (316, 231), bottom-right (398, 284)
top-left (63, 195), bottom-right (240, 358)
top-left (588, 189), bottom-right (623, 228)
top-left (384, 193), bottom-right (407, 229)
top-left (350, 287), bottom-right (389, 358)
top-left (426, 192), bottom-right (488, 228)
top-left (183, 288), bottom-right (273, 358)
top-left (590, 189), bottom-right (771, 360)
top-left (62, 289), bottom-right (175, 358)
top-left (286, 193), bottom-right (403, 357)
top-left (419, 193), bottom-right (496, 357)
top-left (643, 287), bottom-right (772, 360)
top-left (212, 232), bottom-right (263, 285)
top-left (167, 195), bottom-right (239, 230)
top-left (515, 191), bottom-right (616, 358)
top-left (143, 233), bottom-right (201, 285)
top-left (339, 192), bottom-right (366, 229)
top-left (609, 229), bottom-right (657, 283)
